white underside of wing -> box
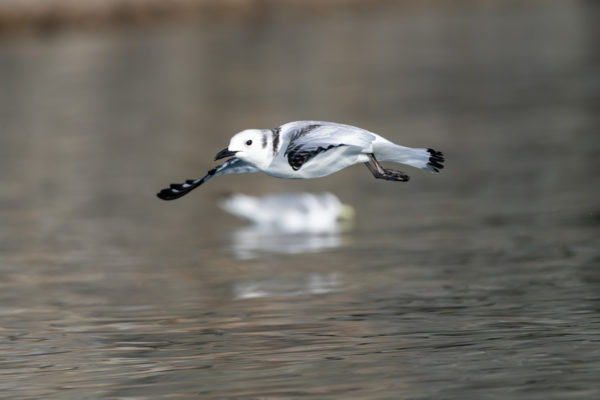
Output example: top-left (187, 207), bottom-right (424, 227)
top-left (266, 145), bottom-right (369, 179)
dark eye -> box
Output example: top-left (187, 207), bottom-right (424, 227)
top-left (246, 140), bottom-right (253, 146)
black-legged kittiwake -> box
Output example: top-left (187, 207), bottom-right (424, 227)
top-left (157, 121), bottom-right (444, 200)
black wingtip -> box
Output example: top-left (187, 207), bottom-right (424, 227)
top-left (427, 148), bottom-right (445, 173)
top-left (156, 186), bottom-right (184, 200)
top-left (156, 178), bottom-right (204, 201)
top-left (157, 191), bottom-right (171, 200)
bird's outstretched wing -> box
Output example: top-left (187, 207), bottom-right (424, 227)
top-left (283, 122), bottom-right (376, 170)
top-left (156, 157), bottom-right (258, 200)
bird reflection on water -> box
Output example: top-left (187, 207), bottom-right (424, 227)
top-left (219, 192), bottom-right (354, 259)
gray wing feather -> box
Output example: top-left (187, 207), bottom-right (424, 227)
top-left (157, 157), bottom-right (258, 200)
top-left (283, 122), bottom-right (376, 170)
top-left (211, 157), bottom-right (259, 177)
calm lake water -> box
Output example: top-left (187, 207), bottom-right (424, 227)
top-left (1, 1), bottom-right (599, 398)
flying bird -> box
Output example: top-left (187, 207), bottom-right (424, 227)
top-left (157, 121), bottom-right (444, 200)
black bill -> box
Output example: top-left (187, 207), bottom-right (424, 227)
top-left (215, 148), bottom-right (237, 161)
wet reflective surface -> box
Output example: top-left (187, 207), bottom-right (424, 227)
top-left (1, 1), bottom-right (599, 398)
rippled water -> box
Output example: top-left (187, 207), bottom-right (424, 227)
top-left (1, 1), bottom-right (599, 399)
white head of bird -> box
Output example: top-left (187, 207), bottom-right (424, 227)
top-left (215, 129), bottom-right (273, 169)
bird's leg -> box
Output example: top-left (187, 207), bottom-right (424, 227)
top-left (364, 154), bottom-right (410, 182)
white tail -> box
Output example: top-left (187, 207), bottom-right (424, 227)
top-left (374, 141), bottom-right (444, 173)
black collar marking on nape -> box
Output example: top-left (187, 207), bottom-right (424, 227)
top-left (262, 131), bottom-right (268, 149)
top-left (271, 127), bottom-right (280, 156)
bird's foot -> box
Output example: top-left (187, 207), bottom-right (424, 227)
top-left (374, 168), bottom-right (410, 182)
